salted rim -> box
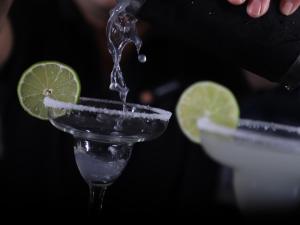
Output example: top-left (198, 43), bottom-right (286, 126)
top-left (44, 97), bottom-right (172, 121)
top-left (197, 117), bottom-right (300, 154)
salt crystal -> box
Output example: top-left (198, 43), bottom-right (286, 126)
top-left (43, 97), bottom-right (172, 121)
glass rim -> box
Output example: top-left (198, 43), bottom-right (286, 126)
top-left (198, 118), bottom-right (300, 154)
top-left (44, 97), bottom-right (172, 122)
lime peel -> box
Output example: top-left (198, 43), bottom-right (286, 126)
top-left (176, 81), bottom-right (240, 144)
top-left (17, 61), bottom-right (81, 120)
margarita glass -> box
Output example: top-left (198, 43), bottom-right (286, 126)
top-left (198, 118), bottom-right (300, 214)
top-left (44, 97), bottom-right (171, 215)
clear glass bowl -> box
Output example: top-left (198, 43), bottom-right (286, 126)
top-left (198, 118), bottom-right (300, 214)
top-left (44, 97), bottom-right (172, 213)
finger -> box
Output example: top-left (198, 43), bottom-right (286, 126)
top-left (280, 0), bottom-right (300, 16)
top-left (247, 0), bottom-right (271, 18)
top-left (227, 0), bottom-right (246, 5)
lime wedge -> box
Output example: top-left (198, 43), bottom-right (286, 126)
top-left (176, 81), bottom-right (239, 144)
top-left (17, 61), bottom-right (81, 120)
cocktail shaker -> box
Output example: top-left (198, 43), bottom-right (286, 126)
top-left (140, 0), bottom-right (300, 90)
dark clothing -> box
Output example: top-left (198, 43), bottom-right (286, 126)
top-left (0, 0), bottom-right (250, 217)
top-left (140, 0), bottom-right (300, 89)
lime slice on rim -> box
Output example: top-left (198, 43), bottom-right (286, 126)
top-left (176, 81), bottom-right (240, 144)
top-left (17, 61), bottom-right (81, 120)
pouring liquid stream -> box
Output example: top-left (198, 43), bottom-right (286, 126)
top-left (107, 0), bottom-right (146, 105)
top-left (106, 0), bottom-right (146, 131)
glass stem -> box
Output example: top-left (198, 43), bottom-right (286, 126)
top-left (88, 184), bottom-right (107, 217)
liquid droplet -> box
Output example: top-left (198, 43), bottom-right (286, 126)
top-left (284, 85), bottom-right (292, 91)
top-left (138, 54), bottom-right (147, 63)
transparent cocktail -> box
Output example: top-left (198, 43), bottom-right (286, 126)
top-left (44, 97), bottom-right (172, 215)
top-left (198, 118), bottom-right (300, 214)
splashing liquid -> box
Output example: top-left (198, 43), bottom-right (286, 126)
top-left (107, 0), bottom-right (146, 104)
